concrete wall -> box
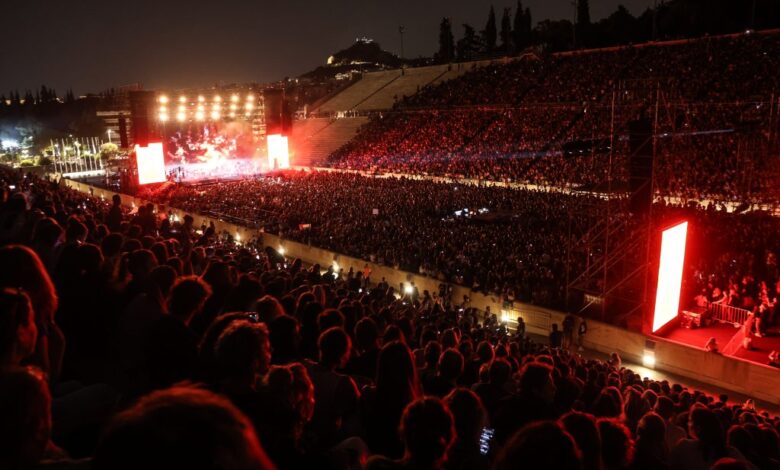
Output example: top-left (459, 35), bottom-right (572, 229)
top-left (63, 179), bottom-right (780, 405)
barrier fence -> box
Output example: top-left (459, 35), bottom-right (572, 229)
top-left (709, 302), bottom-right (751, 326)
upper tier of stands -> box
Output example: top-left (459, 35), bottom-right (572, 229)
top-left (325, 30), bottom-right (780, 204)
top-left (315, 59), bottom-right (504, 113)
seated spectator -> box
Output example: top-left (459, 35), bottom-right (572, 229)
top-left (560, 411), bottom-right (603, 470)
top-left (598, 418), bottom-right (634, 470)
top-left (92, 386), bottom-right (274, 470)
top-left (366, 397), bottom-right (455, 470)
top-left (669, 407), bottom-right (750, 470)
top-left (0, 288), bottom-right (37, 366)
top-left (145, 276), bottom-right (211, 390)
top-left (424, 348), bottom-right (465, 398)
top-left (494, 421), bottom-right (582, 470)
top-left (443, 387), bottom-right (489, 470)
top-left (0, 367), bottom-right (74, 469)
top-left (632, 412), bottom-right (668, 470)
top-left (361, 340), bottom-right (422, 459)
top-left (305, 327), bottom-right (360, 449)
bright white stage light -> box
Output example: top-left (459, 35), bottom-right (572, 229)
top-left (267, 134), bottom-right (289, 169)
top-left (642, 352), bottom-right (656, 368)
top-left (135, 142), bottom-right (166, 185)
top-left (652, 221), bottom-right (688, 333)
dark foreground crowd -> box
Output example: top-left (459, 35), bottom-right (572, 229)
top-left (2, 167), bottom-right (780, 470)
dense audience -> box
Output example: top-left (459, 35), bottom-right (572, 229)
top-left (3, 167), bottom-right (780, 469)
top-left (327, 32), bottom-right (780, 204)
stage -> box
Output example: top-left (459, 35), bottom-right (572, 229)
top-left (658, 320), bottom-right (780, 367)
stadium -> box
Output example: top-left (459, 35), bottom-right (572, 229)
top-left (2, 1), bottom-right (780, 469)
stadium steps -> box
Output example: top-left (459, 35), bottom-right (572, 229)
top-left (317, 72), bottom-right (400, 113)
top-left (290, 117), bottom-right (368, 166)
top-left (355, 65), bottom-right (464, 111)
top-left (318, 60), bottom-right (505, 113)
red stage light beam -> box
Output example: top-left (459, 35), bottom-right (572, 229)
top-left (652, 221), bottom-right (688, 333)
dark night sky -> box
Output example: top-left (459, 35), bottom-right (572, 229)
top-left (1, 0), bottom-right (655, 95)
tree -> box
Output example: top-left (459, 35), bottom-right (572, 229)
top-left (482, 5), bottom-right (497, 53)
top-left (576, 0), bottom-right (591, 47)
top-left (500, 8), bottom-right (513, 52)
top-left (513, 1), bottom-right (525, 49)
top-left (99, 142), bottom-right (119, 161)
top-left (437, 17), bottom-right (455, 62)
top-left (457, 24), bottom-right (483, 61)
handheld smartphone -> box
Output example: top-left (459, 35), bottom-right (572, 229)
top-left (479, 427), bottom-right (495, 455)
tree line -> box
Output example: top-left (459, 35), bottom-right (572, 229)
top-left (436, 0), bottom-right (780, 62)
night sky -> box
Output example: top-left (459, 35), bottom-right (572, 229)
top-left (1, 0), bottom-right (655, 95)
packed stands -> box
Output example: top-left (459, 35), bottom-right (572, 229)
top-left (326, 31), bottom-right (780, 204)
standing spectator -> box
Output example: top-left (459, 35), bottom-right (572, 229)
top-left (550, 323), bottom-right (563, 349)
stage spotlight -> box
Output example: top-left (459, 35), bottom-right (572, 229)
top-left (197, 104), bottom-right (205, 111)
top-left (246, 94), bottom-right (254, 101)
top-left (404, 284), bottom-right (414, 295)
top-left (230, 103), bottom-right (238, 111)
top-left (195, 111), bottom-right (205, 121)
top-left (176, 112), bottom-right (186, 122)
top-left (229, 112), bottom-right (236, 118)
top-left (642, 351), bottom-right (656, 368)
top-left (231, 94), bottom-right (239, 102)
top-left (212, 104), bottom-right (221, 111)
top-left (244, 111), bottom-right (252, 117)
top-left (210, 111), bottom-right (220, 120)
top-left (214, 95), bottom-right (222, 102)
top-left (245, 102), bottom-right (254, 110)
top-left (179, 95), bottom-right (186, 103)
top-left (159, 106), bottom-right (167, 113)
top-left (198, 95), bottom-right (205, 102)
top-left (178, 105), bottom-right (186, 112)
top-left (278, 246), bottom-right (285, 255)
top-left (158, 113), bottom-right (169, 122)
top-left (159, 95), bottom-right (169, 104)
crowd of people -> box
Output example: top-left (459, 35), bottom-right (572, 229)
top-left (3, 167), bottom-right (780, 470)
top-left (327, 31), bottom-right (780, 204)
top-left (140, 170), bottom-right (602, 310)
